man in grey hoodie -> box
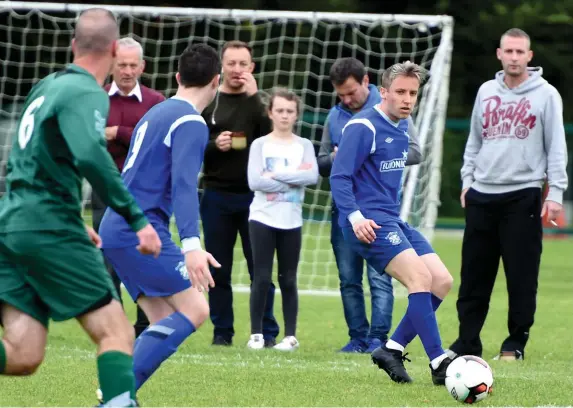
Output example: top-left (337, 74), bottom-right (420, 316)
top-left (448, 28), bottom-right (568, 361)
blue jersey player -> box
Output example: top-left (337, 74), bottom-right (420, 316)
top-left (330, 61), bottom-right (454, 385)
top-left (98, 44), bottom-right (222, 394)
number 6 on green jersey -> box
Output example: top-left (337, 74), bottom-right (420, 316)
top-left (18, 95), bottom-right (45, 149)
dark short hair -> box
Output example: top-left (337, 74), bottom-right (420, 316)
top-left (329, 57), bottom-right (366, 86)
top-left (178, 43), bottom-right (221, 88)
top-left (268, 87), bottom-right (302, 115)
top-left (221, 40), bottom-right (253, 60)
top-left (74, 8), bottom-right (119, 55)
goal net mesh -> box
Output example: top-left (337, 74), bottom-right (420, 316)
top-left (0, 4), bottom-right (453, 295)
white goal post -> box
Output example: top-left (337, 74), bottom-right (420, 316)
top-left (0, 1), bottom-right (453, 296)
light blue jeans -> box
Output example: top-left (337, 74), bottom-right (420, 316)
top-left (331, 208), bottom-right (394, 341)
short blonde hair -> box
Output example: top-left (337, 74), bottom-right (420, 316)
top-left (381, 61), bottom-right (427, 89)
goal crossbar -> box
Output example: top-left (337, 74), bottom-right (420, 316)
top-left (1, 1), bottom-right (454, 26)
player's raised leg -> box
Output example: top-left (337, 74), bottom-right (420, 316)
top-left (0, 239), bottom-right (49, 377)
top-left (0, 304), bottom-right (47, 376)
top-left (386, 253), bottom-right (452, 346)
top-left (367, 242), bottom-right (451, 384)
top-left (379, 226), bottom-right (454, 384)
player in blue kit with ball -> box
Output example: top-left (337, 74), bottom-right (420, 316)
top-left (98, 43), bottom-right (222, 395)
top-left (330, 61), bottom-right (455, 385)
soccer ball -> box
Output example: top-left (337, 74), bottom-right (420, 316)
top-left (445, 355), bottom-right (494, 404)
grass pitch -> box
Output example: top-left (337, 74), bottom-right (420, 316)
top-left (1, 229), bottom-right (572, 406)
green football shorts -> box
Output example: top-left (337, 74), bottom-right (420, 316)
top-left (0, 229), bottom-right (119, 327)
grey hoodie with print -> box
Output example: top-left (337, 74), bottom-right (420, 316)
top-left (460, 67), bottom-right (568, 204)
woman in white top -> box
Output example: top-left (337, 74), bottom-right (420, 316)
top-left (246, 88), bottom-right (319, 351)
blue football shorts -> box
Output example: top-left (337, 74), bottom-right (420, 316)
top-left (103, 238), bottom-right (190, 301)
top-left (342, 215), bottom-right (434, 273)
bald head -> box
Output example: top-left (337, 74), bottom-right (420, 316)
top-left (73, 8), bottom-right (119, 56)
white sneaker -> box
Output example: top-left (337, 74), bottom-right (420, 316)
top-left (247, 334), bottom-right (265, 349)
top-left (96, 388), bottom-right (103, 404)
top-left (273, 336), bottom-right (299, 351)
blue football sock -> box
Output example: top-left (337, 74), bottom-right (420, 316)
top-left (390, 293), bottom-right (443, 348)
top-left (431, 293), bottom-right (443, 309)
top-left (399, 292), bottom-right (444, 361)
top-left (133, 311), bottom-right (195, 390)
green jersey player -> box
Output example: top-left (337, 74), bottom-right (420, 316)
top-left (0, 8), bottom-right (161, 407)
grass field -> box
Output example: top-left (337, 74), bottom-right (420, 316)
top-left (1, 227), bottom-right (572, 406)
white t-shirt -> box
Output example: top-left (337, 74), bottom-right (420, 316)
top-left (247, 135), bottom-right (318, 229)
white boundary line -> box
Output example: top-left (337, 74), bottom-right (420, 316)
top-left (48, 345), bottom-right (573, 381)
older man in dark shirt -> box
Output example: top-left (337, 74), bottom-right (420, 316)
top-left (92, 36), bottom-right (164, 336)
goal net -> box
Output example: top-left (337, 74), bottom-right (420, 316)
top-left (0, 2), bottom-right (453, 296)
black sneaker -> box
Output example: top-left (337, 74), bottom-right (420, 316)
top-left (371, 346), bottom-right (413, 383)
top-left (212, 335), bottom-right (232, 346)
top-left (430, 356), bottom-right (454, 385)
top-left (264, 337), bottom-right (276, 348)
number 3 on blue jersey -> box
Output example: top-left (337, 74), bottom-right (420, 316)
top-left (123, 121), bottom-right (148, 173)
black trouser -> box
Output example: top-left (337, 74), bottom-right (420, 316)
top-left (451, 187), bottom-right (542, 356)
top-left (200, 188), bottom-right (280, 341)
top-left (91, 190), bottom-right (150, 336)
top-left (249, 220), bottom-right (301, 337)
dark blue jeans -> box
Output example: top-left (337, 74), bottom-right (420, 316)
top-left (331, 209), bottom-right (394, 341)
top-left (200, 188), bottom-right (280, 341)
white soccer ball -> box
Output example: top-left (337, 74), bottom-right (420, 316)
top-left (445, 355), bottom-right (494, 404)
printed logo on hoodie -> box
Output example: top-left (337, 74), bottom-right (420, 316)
top-left (482, 96), bottom-right (537, 140)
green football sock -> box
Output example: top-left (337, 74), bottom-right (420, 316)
top-left (0, 340), bottom-right (6, 373)
top-left (97, 351), bottom-right (136, 405)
